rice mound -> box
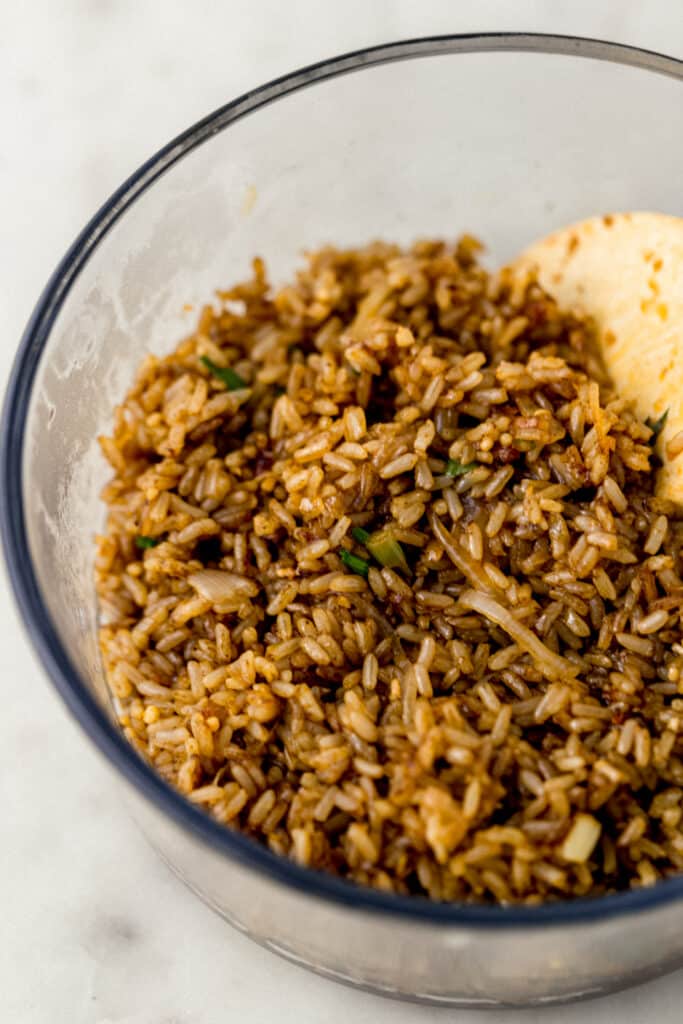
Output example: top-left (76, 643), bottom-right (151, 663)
top-left (96, 237), bottom-right (683, 903)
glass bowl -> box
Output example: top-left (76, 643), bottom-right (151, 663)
top-left (3, 34), bottom-right (683, 1008)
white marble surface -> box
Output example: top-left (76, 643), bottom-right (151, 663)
top-left (3, 2), bottom-right (683, 1021)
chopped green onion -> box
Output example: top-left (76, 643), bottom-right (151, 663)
top-left (365, 528), bottom-right (409, 572)
top-left (200, 355), bottom-right (247, 390)
top-left (352, 524), bottom-right (409, 572)
top-left (135, 535), bottom-right (159, 550)
top-left (646, 408), bottom-right (669, 439)
top-left (339, 548), bottom-right (369, 577)
top-left (445, 458), bottom-right (477, 478)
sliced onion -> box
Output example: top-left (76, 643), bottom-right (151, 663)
top-left (458, 588), bottom-right (580, 683)
top-left (561, 814), bottom-right (602, 863)
top-left (434, 406), bottom-right (459, 440)
top-left (429, 513), bottom-right (503, 600)
top-left (188, 570), bottom-right (259, 604)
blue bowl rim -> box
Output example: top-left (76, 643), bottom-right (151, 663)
top-left (3, 32), bottom-right (683, 928)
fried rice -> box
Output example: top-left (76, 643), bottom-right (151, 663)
top-left (96, 236), bottom-right (683, 903)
